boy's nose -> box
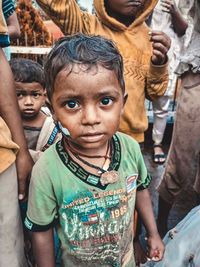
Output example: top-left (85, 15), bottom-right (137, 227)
top-left (24, 95), bottom-right (33, 105)
top-left (81, 105), bottom-right (100, 125)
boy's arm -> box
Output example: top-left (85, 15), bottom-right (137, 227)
top-left (135, 189), bottom-right (165, 261)
top-left (36, 0), bottom-right (92, 35)
top-left (0, 48), bottom-right (33, 200)
top-left (32, 228), bottom-right (55, 267)
top-left (161, 0), bottom-right (188, 36)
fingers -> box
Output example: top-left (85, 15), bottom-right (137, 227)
top-left (18, 176), bottom-right (27, 201)
top-left (160, 0), bottom-right (175, 13)
top-left (149, 31), bottom-right (171, 65)
top-left (18, 173), bottom-right (30, 201)
top-left (16, 152), bottom-right (33, 201)
top-left (149, 31), bottom-right (171, 50)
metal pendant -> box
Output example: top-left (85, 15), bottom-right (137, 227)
top-left (100, 170), bottom-right (119, 186)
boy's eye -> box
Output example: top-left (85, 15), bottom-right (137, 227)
top-left (17, 93), bottom-right (24, 98)
top-left (33, 93), bottom-right (41, 98)
top-left (101, 98), bottom-right (113, 106)
top-left (65, 100), bottom-right (79, 109)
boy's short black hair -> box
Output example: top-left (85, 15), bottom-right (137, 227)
top-left (10, 58), bottom-right (45, 89)
top-left (44, 33), bottom-right (125, 102)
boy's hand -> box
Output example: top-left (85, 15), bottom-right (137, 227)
top-left (149, 31), bottom-right (171, 65)
top-left (160, 0), bottom-right (177, 14)
top-left (16, 149), bottom-right (33, 201)
top-left (146, 233), bottom-right (165, 262)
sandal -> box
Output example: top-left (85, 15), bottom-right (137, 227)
top-left (153, 144), bottom-right (166, 164)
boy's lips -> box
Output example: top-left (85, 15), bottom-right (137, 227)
top-left (80, 133), bottom-right (105, 142)
top-left (126, 1), bottom-right (142, 6)
top-left (23, 109), bottom-right (34, 113)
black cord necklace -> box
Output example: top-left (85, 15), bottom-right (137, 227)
top-left (64, 138), bottom-right (119, 186)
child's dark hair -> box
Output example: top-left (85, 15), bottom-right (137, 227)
top-left (44, 33), bottom-right (125, 101)
top-left (9, 58), bottom-right (45, 89)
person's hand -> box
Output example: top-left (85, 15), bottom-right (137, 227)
top-left (160, 0), bottom-right (177, 14)
top-left (146, 233), bottom-right (165, 262)
top-left (149, 31), bottom-right (171, 65)
top-left (15, 149), bottom-right (34, 201)
top-left (134, 239), bottom-right (147, 266)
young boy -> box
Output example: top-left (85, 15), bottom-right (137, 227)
top-left (10, 58), bottom-right (61, 162)
top-left (25, 34), bottom-right (165, 267)
top-left (35, 0), bottom-right (170, 145)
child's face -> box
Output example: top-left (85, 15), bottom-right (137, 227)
top-left (106, 0), bottom-right (145, 18)
top-left (52, 65), bottom-right (127, 153)
top-left (16, 82), bottom-right (45, 120)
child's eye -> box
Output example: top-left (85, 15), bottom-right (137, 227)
top-left (101, 98), bottom-right (113, 106)
top-left (33, 93), bottom-right (41, 98)
top-left (65, 100), bottom-right (79, 109)
top-left (17, 93), bottom-right (23, 99)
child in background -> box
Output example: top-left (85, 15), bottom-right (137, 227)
top-left (25, 34), bottom-right (165, 267)
top-left (10, 58), bottom-right (61, 162)
top-left (10, 58), bottom-right (61, 265)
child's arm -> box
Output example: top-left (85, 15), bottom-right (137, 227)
top-left (160, 0), bottom-right (188, 36)
top-left (0, 49), bottom-right (33, 200)
top-left (135, 189), bottom-right (165, 261)
top-left (36, 0), bottom-right (93, 35)
top-left (32, 228), bottom-right (55, 267)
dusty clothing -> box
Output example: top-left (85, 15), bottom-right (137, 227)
top-left (25, 132), bottom-right (151, 266)
top-left (0, 3), bottom-right (27, 266)
top-left (0, 164), bottom-right (27, 267)
top-left (152, 95), bottom-right (170, 144)
top-left (0, 0), bottom-right (18, 173)
top-left (158, 71), bottom-right (200, 203)
top-left (0, 117), bottom-right (19, 173)
top-left (36, 0), bottom-right (168, 143)
top-left (149, 0), bottom-right (192, 143)
top-left (151, 205), bottom-right (200, 267)
top-left (157, 0), bottom-right (200, 203)
top-left (24, 115), bottom-right (61, 162)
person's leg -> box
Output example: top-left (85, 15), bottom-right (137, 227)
top-left (152, 95), bottom-right (170, 164)
top-left (157, 71), bottom-right (200, 236)
top-left (0, 163), bottom-right (27, 267)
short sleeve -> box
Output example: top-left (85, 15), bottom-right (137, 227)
top-left (25, 161), bottom-right (58, 232)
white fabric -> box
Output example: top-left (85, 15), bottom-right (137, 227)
top-left (152, 96), bottom-right (170, 144)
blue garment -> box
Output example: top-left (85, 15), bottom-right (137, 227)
top-left (2, 0), bottom-right (14, 19)
top-left (151, 205), bottom-right (200, 267)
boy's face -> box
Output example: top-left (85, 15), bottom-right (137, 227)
top-left (52, 65), bottom-right (127, 154)
top-left (106, 0), bottom-right (145, 19)
top-left (16, 82), bottom-right (45, 120)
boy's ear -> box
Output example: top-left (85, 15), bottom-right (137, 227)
top-left (121, 93), bottom-right (128, 115)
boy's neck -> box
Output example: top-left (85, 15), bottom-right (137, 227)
top-left (109, 12), bottom-right (135, 27)
top-left (105, 5), bottom-right (135, 27)
top-left (64, 138), bottom-right (113, 176)
top-left (22, 110), bottom-right (46, 128)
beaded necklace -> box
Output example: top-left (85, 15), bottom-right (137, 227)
top-left (64, 138), bottom-right (119, 186)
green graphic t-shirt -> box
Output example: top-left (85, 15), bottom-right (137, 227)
top-left (25, 132), bottom-right (150, 267)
